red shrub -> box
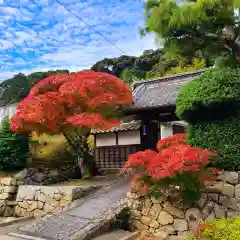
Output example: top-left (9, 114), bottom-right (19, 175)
top-left (123, 149), bottom-right (158, 170)
top-left (156, 133), bottom-right (187, 151)
top-left (147, 144), bottom-right (217, 180)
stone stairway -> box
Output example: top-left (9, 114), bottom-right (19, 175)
top-left (5, 176), bottom-right (131, 240)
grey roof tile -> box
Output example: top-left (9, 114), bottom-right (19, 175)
top-left (130, 70), bottom-right (204, 110)
top-left (92, 120), bottom-right (141, 134)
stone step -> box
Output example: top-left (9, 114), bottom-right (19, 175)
top-left (92, 230), bottom-right (140, 240)
top-left (91, 230), bottom-right (132, 240)
top-left (0, 232), bottom-right (46, 240)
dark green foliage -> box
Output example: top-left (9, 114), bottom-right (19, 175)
top-left (186, 114), bottom-right (240, 170)
top-left (176, 68), bottom-right (240, 123)
top-left (0, 70), bottom-right (70, 106)
top-left (0, 117), bottom-right (29, 171)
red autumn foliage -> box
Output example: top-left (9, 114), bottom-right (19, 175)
top-left (156, 133), bottom-right (187, 151)
top-left (146, 144), bottom-right (217, 180)
top-left (11, 71), bottom-right (132, 134)
top-left (123, 150), bottom-right (158, 170)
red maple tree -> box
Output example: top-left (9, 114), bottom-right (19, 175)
top-left (11, 71), bottom-right (133, 176)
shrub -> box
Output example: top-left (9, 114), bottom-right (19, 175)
top-left (187, 217), bottom-right (240, 240)
top-left (187, 113), bottom-right (240, 170)
top-left (156, 133), bottom-right (187, 151)
top-left (124, 135), bottom-right (219, 202)
top-left (0, 117), bottom-right (29, 171)
top-left (176, 68), bottom-right (240, 123)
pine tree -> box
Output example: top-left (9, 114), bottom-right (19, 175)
top-left (142, 0), bottom-right (240, 67)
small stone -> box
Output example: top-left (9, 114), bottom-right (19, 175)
top-left (173, 219), bottom-right (188, 232)
top-left (3, 186), bottom-right (16, 193)
top-left (60, 199), bottom-right (70, 207)
top-left (142, 206), bottom-right (151, 216)
top-left (154, 231), bottom-right (168, 240)
top-left (32, 173), bottom-right (47, 183)
top-left (222, 183), bottom-right (235, 197)
top-left (54, 193), bottom-right (62, 201)
top-left (14, 169), bottom-right (27, 179)
top-left (205, 212), bottom-right (215, 221)
top-left (14, 206), bottom-right (22, 216)
top-left (132, 219), bottom-right (149, 230)
top-left (43, 203), bottom-right (54, 213)
top-left (151, 195), bottom-right (167, 204)
top-left (37, 201), bottom-right (44, 210)
top-left (130, 210), bottom-right (141, 220)
top-left (208, 194), bottom-right (218, 202)
top-left (229, 198), bottom-right (240, 211)
top-left (198, 194), bottom-right (207, 208)
top-left (0, 193), bottom-right (9, 200)
top-left (18, 202), bottom-right (29, 209)
top-left (149, 219), bottom-right (159, 229)
top-left (202, 201), bottom-right (215, 220)
top-left (219, 195), bottom-right (230, 207)
top-left (141, 216), bottom-right (152, 225)
top-left (185, 208), bottom-right (202, 231)
top-left (227, 210), bottom-right (238, 218)
top-left (235, 184), bottom-right (240, 198)
top-left (214, 204), bottom-right (225, 218)
top-left (4, 206), bottom-right (13, 217)
top-left (156, 225), bottom-right (176, 235)
top-left (224, 172), bottom-right (239, 185)
top-left (1, 178), bottom-right (13, 186)
top-left (132, 200), bottom-right (142, 210)
top-left (33, 209), bottom-right (44, 219)
top-left (28, 202), bottom-right (38, 212)
top-left (206, 182), bottom-right (235, 197)
top-left (158, 211), bottom-right (174, 225)
top-left (149, 204), bottom-right (162, 219)
top-left (163, 202), bottom-right (185, 218)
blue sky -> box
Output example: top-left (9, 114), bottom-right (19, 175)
top-left (0, 0), bottom-right (156, 81)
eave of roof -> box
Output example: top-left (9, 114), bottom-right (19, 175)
top-left (92, 120), bottom-right (141, 134)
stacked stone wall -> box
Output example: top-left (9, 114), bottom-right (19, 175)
top-left (127, 171), bottom-right (240, 240)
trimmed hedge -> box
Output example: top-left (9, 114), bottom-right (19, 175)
top-left (0, 117), bottom-right (29, 171)
top-left (176, 68), bottom-right (240, 123)
top-left (187, 113), bottom-right (240, 170)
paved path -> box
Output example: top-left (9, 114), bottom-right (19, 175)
top-left (8, 176), bottom-right (131, 240)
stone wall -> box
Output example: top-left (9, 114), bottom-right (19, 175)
top-left (0, 177), bottom-right (19, 217)
top-left (14, 165), bottom-right (78, 185)
top-left (127, 171), bottom-right (240, 240)
top-left (14, 185), bottom-right (98, 218)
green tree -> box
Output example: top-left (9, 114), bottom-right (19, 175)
top-left (142, 0), bottom-right (240, 67)
top-left (0, 117), bottom-right (29, 171)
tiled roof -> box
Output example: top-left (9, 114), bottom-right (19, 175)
top-left (92, 120), bottom-right (141, 134)
top-left (128, 69), bottom-right (205, 111)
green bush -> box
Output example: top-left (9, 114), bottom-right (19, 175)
top-left (187, 113), bottom-right (240, 170)
top-left (0, 117), bottom-right (29, 171)
top-left (176, 68), bottom-right (240, 123)
top-left (186, 217), bottom-right (240, 240)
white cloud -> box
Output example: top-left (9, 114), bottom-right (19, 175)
top-left (0, 0), bottom-right (156, 82)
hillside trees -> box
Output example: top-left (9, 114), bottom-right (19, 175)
top-left (143, 0), bottom-right (240, 67)
top-left (10, 71), bottom-right (132, 177)
top-left (0, 70), bottom-right (70, 106)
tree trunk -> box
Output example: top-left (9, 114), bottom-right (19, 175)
top-left (61, 128), bottom-right (98, 179)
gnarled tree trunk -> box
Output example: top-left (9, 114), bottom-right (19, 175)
top-left (62, 127), bottom-right (98, 179)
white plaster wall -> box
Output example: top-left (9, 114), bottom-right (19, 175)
top-left (118, 130), bottom-right (141, 145)
top-left (161, 124), bottom-right (173, 139)
top-left (96, 133), bottom-right (116, 147)
top-left (0, 104), bottom-right (17, 120)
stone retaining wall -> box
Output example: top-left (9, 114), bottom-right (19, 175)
top-left (14, 185), bottom-right (98, 218)
top-left (127, 171), bottom-right (240, 240)
top-left (14, 165), bottom-right (78, 185)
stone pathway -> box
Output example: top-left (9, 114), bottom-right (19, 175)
top-left (8, 175), bottom-right (131, 240)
